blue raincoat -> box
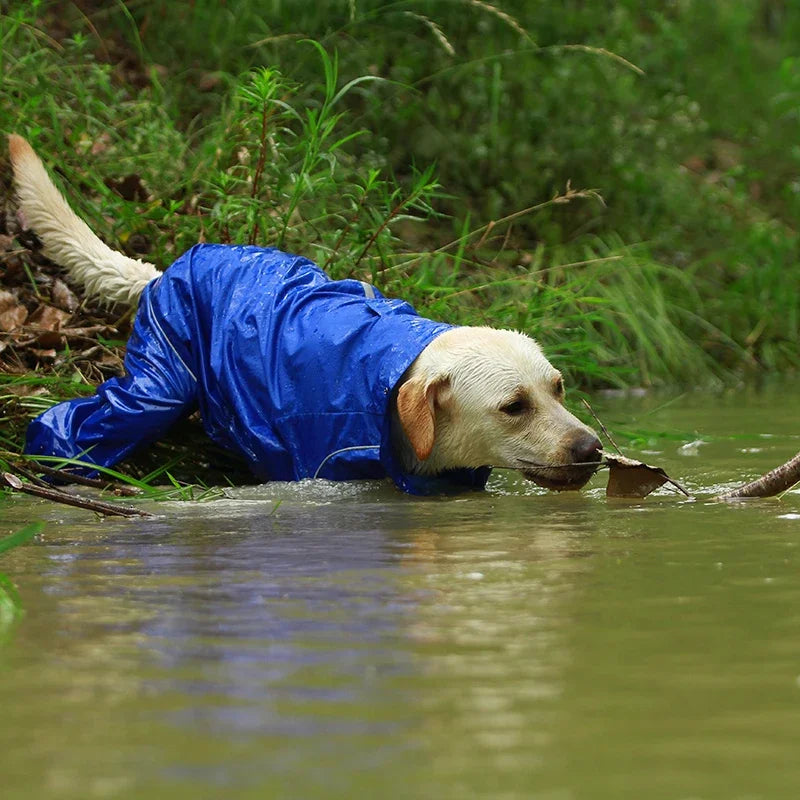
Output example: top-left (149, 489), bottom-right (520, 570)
top-left (25, 245), bottom-right (491, 494)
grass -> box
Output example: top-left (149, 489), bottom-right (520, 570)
top-left (1, 1), bottom-right (799, 491)
top-left (0, 523), bottom-right (42, 634)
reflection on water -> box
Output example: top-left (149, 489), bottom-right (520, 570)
top-left (1, 384), bottom-right (800, 799)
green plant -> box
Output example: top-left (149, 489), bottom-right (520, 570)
top-left (0, 523), bottom-right (42, 634)
top-left (3, 0), bottom-right (800, 491)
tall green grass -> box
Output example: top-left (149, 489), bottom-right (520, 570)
top-left (2, 0), bottom-right (798, 484)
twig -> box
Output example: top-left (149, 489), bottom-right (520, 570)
top-left (8, 462), bottom-right (51, 489)
top-left (353, 195), bottom-right (417, 269)
top-left (323, 194), bottom-right (368, 272)
top-left (0, 325), bottom-right (117, 347)
top-left (377, 189), bottom-right (605, 276)
top-left (17, 462), bottom-right (141, 497)
top-left (513, 458), bottom-right (605, 470)
top-left (1, 472), bottom-right (153, 518)
top-left (715, 449), bottom-right (800, 501)
top-left (581, 398), bottom-right (623, 454)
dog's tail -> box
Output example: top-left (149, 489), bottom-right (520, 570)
top-left (7, 135), bottom-right (159, 306)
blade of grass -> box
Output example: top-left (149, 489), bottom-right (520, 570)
top-left (0, 522), bottom-right (43, 557)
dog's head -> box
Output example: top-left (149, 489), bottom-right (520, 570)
top-left (395, 327), bottom-right (601, 490)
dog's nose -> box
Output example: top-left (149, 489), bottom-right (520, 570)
top-left (569, 431), bottom-right (602, 464)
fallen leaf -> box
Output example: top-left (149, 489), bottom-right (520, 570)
top-left (2, 253), bottom-right (25, 278)
top-left (28, 304), bottom-right (72, 330)
top-left (22, 305), bottom-right (72, 350)
top-left (0, 289), bottom-right (18, 312)
top-left (1, 383), bottom-right (49, 397)
top-left (98, 351), bottom-right (123, 367)
top-left (51, 279), bottom-right (79, 312)
top-left (0, 304), bottom-right (28, 332)
top-left (34, 329), bottom-right (65, 349)
top-left (29, 348), bottom-right (57, 362)
top-left (604, 452), bottom-right (689, 499)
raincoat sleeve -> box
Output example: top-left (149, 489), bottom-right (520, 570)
top-left (25, 285), bottom-right (198, 474)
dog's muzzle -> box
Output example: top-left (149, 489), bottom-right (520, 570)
top-left (521, 431), bottom-right (603, 491)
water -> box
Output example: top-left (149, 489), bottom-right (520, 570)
top-left (2, 384), bottom-right (800, 800)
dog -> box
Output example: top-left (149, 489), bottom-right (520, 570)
top-left (8, 134), bottom-right (602, 494)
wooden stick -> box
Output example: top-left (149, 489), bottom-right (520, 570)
top-left (1, 472), bottom-right (153, 518)
top-left (581, 398), bottom-right (623, 454)
top-left (18, 462), bottom-right (141, 497)
top-left (8, 462), bottom-right (52, 489)
top-left (715, 449), bottom-right (800, 501)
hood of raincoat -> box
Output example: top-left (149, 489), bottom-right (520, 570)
top-left (25, 244), bottom-right (492, 495)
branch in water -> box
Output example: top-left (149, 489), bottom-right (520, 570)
top-left (715, 449), bottom-right (800, 500)
top-left (1, 472), bottom-right (153, 518)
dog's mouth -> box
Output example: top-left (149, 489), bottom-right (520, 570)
top-left (519, 460), bottom-right (602, 492)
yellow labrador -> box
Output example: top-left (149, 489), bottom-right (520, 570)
top-left (9, 135), bottom-right (601, 492)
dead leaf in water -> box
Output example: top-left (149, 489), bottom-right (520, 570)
top-left (604, 453), bottom-right (689, 498)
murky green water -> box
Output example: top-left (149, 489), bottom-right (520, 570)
top-left (2, 384), bottom-right (800, 800)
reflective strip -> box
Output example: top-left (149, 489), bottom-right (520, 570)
top-left (313, 444), bottom-right (380, 479)
top-left (360, 281), bottom-right (376, 299)
top-left (145, 291), bottom-right (198, 383)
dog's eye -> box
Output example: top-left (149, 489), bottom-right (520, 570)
top-left (554, 377), bottom-right (565, 397)
top-left (500, 399), bottom-right (528, 416)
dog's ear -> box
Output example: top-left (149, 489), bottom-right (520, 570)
top-left (396, 376), bottom-right (450, 462)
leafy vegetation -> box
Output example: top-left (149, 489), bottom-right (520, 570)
top-left (0, 523), bottom-right (42, 634)
top-left (1, 1), bottom-right (799, 484)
